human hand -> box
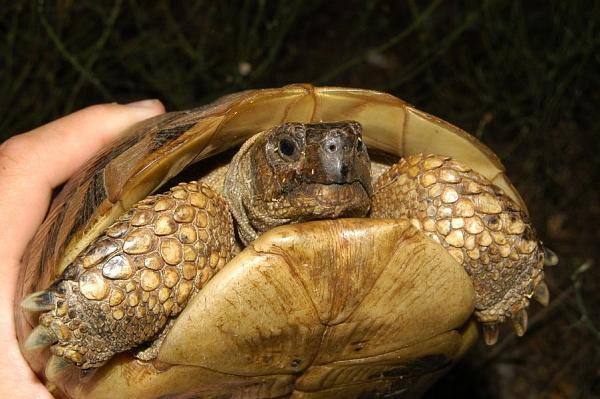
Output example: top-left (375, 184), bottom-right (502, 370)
top-left (0, 100), bottom-right (165, 398)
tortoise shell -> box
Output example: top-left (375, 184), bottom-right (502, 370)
top-left (16, 84), bottom-right (527, 398)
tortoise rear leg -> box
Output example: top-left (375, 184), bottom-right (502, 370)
top-left (21, 181), bottom-right (235, 374)
top-left (371, 154), bottom-right (556, 344)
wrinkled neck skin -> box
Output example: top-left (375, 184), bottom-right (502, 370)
top-left (222, 132), bottom-right (270, 245)
top-left (223, 131), bottom-right (305, 245)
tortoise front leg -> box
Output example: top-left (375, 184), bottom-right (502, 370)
top-left (21, 182), bottom-right (235, 376)
top-left (370, 154), bottom-right (555, 344)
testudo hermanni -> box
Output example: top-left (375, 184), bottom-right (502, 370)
top-left (16, 85), bottom-right (557, 399)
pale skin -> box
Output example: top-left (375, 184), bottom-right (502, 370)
top-left (0, 100), bottom-right (165, 398)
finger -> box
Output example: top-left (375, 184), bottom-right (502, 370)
top-left (0, 100), bottom-right (165, 261)
top-left (0, 100), bottom-right (165, 188)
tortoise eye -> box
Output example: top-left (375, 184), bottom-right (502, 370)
top-left (278, 138), bottom-right (297, 158)
top-left (356, 137), bottom-right (363, 151)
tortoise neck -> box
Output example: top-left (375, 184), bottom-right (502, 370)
top-left (222, 132), bottom-right (264, 245)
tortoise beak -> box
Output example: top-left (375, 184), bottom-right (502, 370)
top-left (302, 122), bottom-right (372, 195)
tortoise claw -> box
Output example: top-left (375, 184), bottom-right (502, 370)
top-left (24, 325), bottom-right (57, 351)
top-left (45, 355), bottom-right (73, 381)
top-left (511, 309), bottom-right (528, 337)
top-left (20, 290), bottom-right (55, 312)
top-left (543, 246), bottom-right (559, 266)
top-left (482, 323), bottom-right (499, 345)
top-left (533, 281), bottom-right (550, 306)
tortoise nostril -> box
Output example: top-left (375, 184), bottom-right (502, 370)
top-left (340, 165), bottom-right (349, 177)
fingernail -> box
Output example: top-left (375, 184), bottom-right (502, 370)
top-left (125, 99), bottom-right (162, 109)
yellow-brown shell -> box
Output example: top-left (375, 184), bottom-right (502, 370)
top-left (16, 85), bottom-right (527, 398)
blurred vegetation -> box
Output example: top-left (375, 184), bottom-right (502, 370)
top-left (1, 0), bottom-right (598, 397)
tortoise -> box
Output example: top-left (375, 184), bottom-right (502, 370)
top-left (15, 84), bottom-right (557, 399)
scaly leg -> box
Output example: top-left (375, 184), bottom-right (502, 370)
top-left (22, 182), bottom-right (235, 373)
top-left (371, 154), bottom-right (555, 344)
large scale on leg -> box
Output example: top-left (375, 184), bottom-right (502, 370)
top-left (16, 85), bottom-right (556, 399)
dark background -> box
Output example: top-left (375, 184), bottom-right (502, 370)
top-left (1, 1), bottom-right (598, 397)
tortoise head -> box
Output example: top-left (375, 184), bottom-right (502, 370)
top-left (223, 121), bottom-right (372, 244)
